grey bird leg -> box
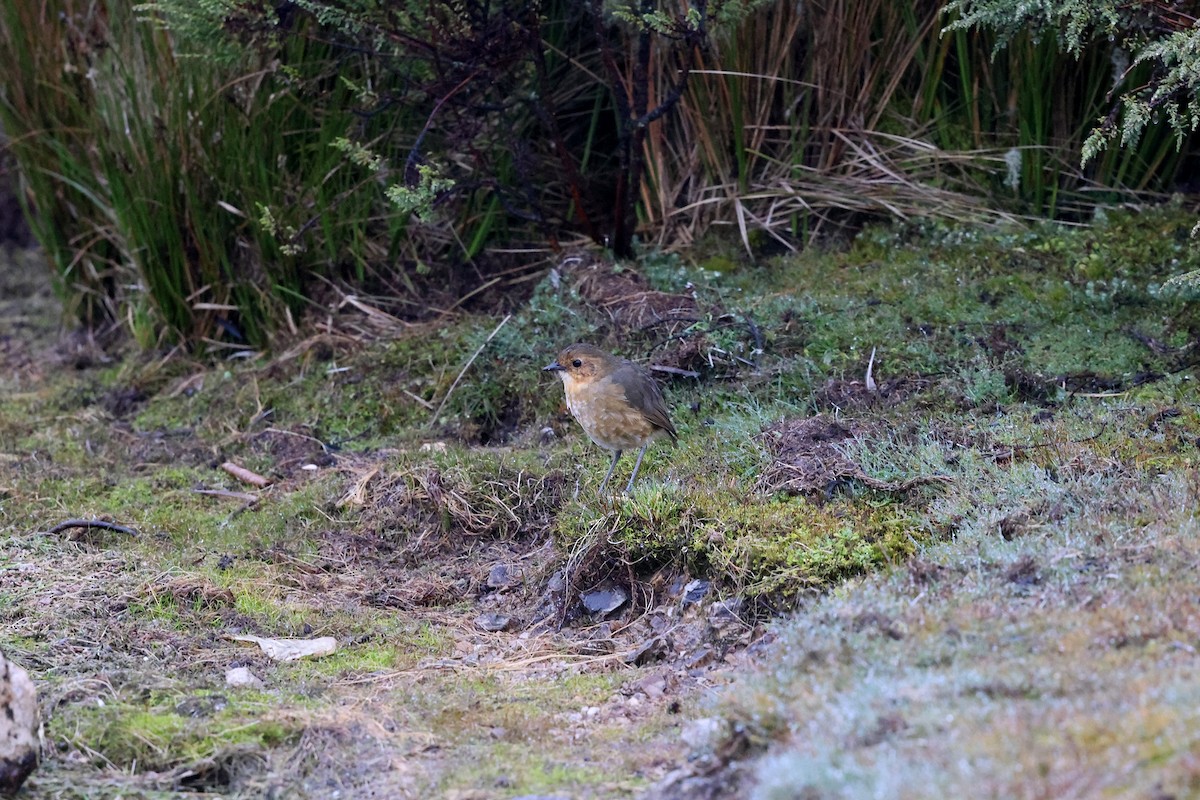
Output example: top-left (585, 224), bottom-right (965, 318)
top-left (624, 443), bottom-right (650, 494)
top-left (598, 449), bottom-right (622, 494)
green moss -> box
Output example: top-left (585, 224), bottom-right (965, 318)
top-left (51, 698), bottom-right (299, 771)
top-left (439, 744), bottom-right (615, 797)
top-left (739, 207), bottom-right (1200, 392)
top-left (557, 487), bottom-right (923, 598)
top-left (286, 624), bottom-right (456, 680)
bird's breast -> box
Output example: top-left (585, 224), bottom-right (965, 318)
top-left (564, 375), bottom-right (659, 451)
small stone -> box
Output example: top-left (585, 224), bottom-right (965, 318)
top-left (681, 579), bottom-right (710, 606)
top-left (486, 563), bottom-right (510, 588)
top-left (648, 611), bottom-right (672, 633)
top-left (581, 584), bottom-right (628, 616)
top-left (486, 563), bottom-right (523, 590)
top-left (684, 645), bottom-right (717, 670)
top-left (546, 570), bottom-right (567, 594)
top-left (175, 695), bottom-right (228, 717)
top-left (475, 613), bottom-right (515, 632)
top-left (670, 621), bottom-right (710, 653)
top-left (225, 666), bottom-right (264, 689)
top-left (1, 651), bottom-right (40, 796)
top-left (623, 636), bottom-right (667, 665)
top-left (707, 598), bottom-right (745, 632)
top-left (636, 672), bottom-right (669, 698)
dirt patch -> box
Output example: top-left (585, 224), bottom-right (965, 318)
top-left (564, 253), bottom-right (760, 376)
top-left (979, 322), bottom-right (1024, 359)
top-left (757, 414), bottom-right (951, 497)
top-left (113, 424), bottom-right (215, 468)
top-left (100, 386), bottom-right (149, 418)
top-left (345, 461), bottom-right (564, 543)
top-left (244, 428), bottom-right (335, 476)
top-left (569, 254), bottom-right (699, 335)
top-left (314, 459), bottom-right (766, 681)
top-left (1006, 366), bottom-right (1176, 406)
top-left (810, 375), bottom-right (932, 411)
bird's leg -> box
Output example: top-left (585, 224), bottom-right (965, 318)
top-left (624, 443), bottom-right (650, 494)
top-left (598, 449), bottom-right (622, 494)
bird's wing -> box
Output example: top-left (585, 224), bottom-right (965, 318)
top-left (616, 362), bottom-right (678, 440)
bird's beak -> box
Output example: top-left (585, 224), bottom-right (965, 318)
top-left (542, 360), bottom-right (564, 372)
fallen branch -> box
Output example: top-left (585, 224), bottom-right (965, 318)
top-left (220, 461), bottom-right (271, 488)
top-left (193, 489), bottom-right (261, 503)
top-left (46, 519), bottom-right (137, 536)
top-left (648, 364), bottom-right (701, 378)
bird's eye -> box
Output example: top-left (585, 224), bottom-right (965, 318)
top-left (572, 359), bottom-right (583, 368)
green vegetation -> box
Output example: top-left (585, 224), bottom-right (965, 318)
top-left (55, 698), bottom-right (298, 773)
top-left (3, 0), bottom-right (1193, 348)
top-left (947, 0), bottom-right (1200, 164)
top-left (4, 0), bottom-right (1200, 794)
top-left (556, 486), bottom-right (923, 599)
top-left (0, 0), bottom-right (403, 346)
top-left (5, 205), bottom-right (1200, 794)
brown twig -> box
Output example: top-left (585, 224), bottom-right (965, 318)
top-left (648, 364), bottom-right (700, 378)
top-left (193, 489), bottom-right (261, 503)
top-left (220, 461), bottom-right (271, 488)
top-left (47, 519), bottom-right (137, 536)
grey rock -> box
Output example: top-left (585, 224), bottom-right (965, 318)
top-left (643, 765), bottom-right (749, 800)
top-left (680, 716), bottom-right (729, 753)
top-left (475, 613), bottom-right (516, 632)
top-left (581, 584), bottom-right (628, 616)
top-left (623, 636), bottom-right (667, 665)
top-left (684, 644), bottom-right (717, 671)
top-left (681, 579), bottom-right (710, 605)
top-left (225, 666), bottom-right (264, 689)
top-left (707, 598), bottom-right (745, 632)
top-left (1, 651), bottom-right (40, 796)
top-left (486, 563), bottom-right (523, 590)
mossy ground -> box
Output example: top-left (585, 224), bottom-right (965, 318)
top-left (3, 206), bottom-right (1200, 797)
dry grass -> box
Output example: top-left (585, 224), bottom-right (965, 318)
top-left (757, 414), bottom-right (952, 496)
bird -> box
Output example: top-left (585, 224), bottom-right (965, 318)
top-left (543, 343), bottom-right (677, 494)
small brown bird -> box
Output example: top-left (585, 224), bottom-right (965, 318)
top-left (543, 343), bottom-right (677, 494)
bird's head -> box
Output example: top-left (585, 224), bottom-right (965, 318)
top-left (542, 343), bottom-right (618, 386)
